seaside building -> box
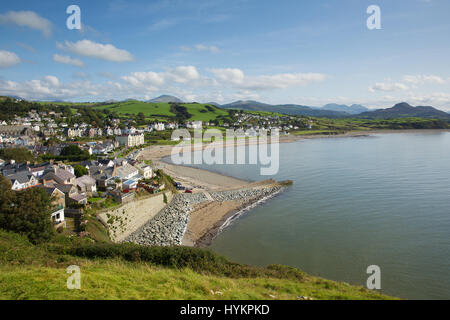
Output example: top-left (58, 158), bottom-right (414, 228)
top-left (115, 133), bottom-right (145, 148)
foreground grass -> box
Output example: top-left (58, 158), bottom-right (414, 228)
top-left (0, 230), bottom-right (395, 300)
top-left (0, 260), bottom-right (393, 300)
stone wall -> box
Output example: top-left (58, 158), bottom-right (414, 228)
top-left (98, 192), bottom-right (173, 242)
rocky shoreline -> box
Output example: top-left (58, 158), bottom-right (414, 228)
top-left (124, 186), bottom-right (284, 247)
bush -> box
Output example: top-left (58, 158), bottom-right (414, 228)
top-left (0, 147), bottom-right (35, 162)
top-left (74, 165), bottom-right (88, 177)
top-left (0, 176), bottom-right (56, 244)
top-left (51, 242), bottom-right (306, 281)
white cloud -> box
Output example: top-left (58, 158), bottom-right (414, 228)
top-left (245, 73), bottom-right (327, 90)
top-left (210, 68), bottom-right (326, 90)
top-left (181, 44), bottom-right (220, 53)
top-left (0, 50), bottom-right (21, 68)
top-left (403, 74), bottom-right (446, 85)
top-left (57, 40), bottom-right (134, 62)
top-left (369, 82), bottom-right (409, 92)
top-left (195, 44), bottom-right (220, 53)
top-left (210, 68), bottom-right (245, 84)
top-left (122, 66), bottom-right (201, 87)
top-left (0, 76), bottom-right (109, 100)
top-left (53, 54), bottom-right (85, 67)
top-left (42, 76), bottom-right (60, 87)
top-left (165, 66), bottom-right (200, 83)
top-left (0, 11), bottom-right (52, 37)
top-left (122, 71), bottom-right (165, 87)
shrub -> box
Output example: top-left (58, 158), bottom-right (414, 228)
top-left (0, 176), bottom-right (55, 244)
top-left (51, 243), bottom-right (306, 281)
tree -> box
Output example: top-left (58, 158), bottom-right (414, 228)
top-left (61, 145), bottom-right (84, 156)
top-left (74, 165), bottom-right (88, 177)
top-left (0, 147), bottom-right (35, 163)
top-left (58, 145), bottom-right (90, 161)
top-left (0, 176), bottom-right (55, 243)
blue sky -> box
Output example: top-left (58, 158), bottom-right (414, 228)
top-left (0, 0), bottom-right (450, 110)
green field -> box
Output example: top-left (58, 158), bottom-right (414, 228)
top-left (93, 100), bottom-right (229, 121)
top-left (0, 230), bottom-right (394, 300)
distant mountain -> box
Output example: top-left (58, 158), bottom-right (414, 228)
top-left (5, 95), bottom-right (25, 101)
top-left (205, 102), bottom-right (221, 107)
top-left (149, 95), bottom-right (183, 103)
top-left (221, 100), bottom-right (273, 111)
top-left (357, 102), bottom-right (450, 119)
top-left (220, 100), bottom-right (349, 118)
top-left (322, 103), bottom-right (369, 115)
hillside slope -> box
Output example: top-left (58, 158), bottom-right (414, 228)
top-left (220, 100), bottom-right (349, 118)
top-left (322, 104), bottom-right (369, 115)
top-left (357, 102), bottom-right (450, 119)
top-left (93, 101), bottom-right (229, 121)
top-left (0, 230), bottom-right (394, 300)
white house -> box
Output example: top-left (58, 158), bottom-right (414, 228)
top-left (115, 133), bottom-right (145, 148)
top-left (187, 121), bottom-right (202, 129)
top-left (113, 163), bottom-right (139, 181)
top-left (134, 163), bottom-right (153, 179)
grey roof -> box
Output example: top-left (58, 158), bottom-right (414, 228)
top-left (75, 175), bottom-right (96, 187)
top-left (40, 186), bottom-right (63, 197)
top-left (70, 193), bottom-right (87, 202)
top-left (80, 160), bottom-right (99, 167)
top-left (8, 172), bottom-right (33, 184)
top-left (55, 184), bottom-right (75, 193)
top-left (55, 169), bottom-right (75, 181)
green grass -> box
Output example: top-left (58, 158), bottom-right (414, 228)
top-left (0, 230), bottom-right (395, 300)
top-left (94, 101), bottom-right (176, 117)
top-left (180, 103), bottom-right (229, 121)
top-left (92, 101), bottom-right (230, 121)
top-left (0, 261), bottom-right (393, 300)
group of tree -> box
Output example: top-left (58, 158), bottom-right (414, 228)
top-left (0, 98), bottom-right (71, 121)
top-left (42, 145), bottom-right (90, 162)
top-left (0, 147), bottom-right (36, 163)
top-left (0, 176), bottom-right (55, 243)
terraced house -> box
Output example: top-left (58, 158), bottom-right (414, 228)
top-left (115, 133), bottom-right (145, 148)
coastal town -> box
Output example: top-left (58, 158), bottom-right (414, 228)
top-left (0, 97), bottom-right (297, 246)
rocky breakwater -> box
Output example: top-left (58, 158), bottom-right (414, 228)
top-left (125, 185), bottom-right (285, 247)
top-left (124, 193), bottom-right (207, 246)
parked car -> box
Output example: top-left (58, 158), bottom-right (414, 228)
top-left (185, 189), bottom-right (193, 194)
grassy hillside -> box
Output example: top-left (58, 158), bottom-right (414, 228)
top-left (0, 230), bottom-right (394, 300)
top-left (92, 100), bottom-right (229, 121)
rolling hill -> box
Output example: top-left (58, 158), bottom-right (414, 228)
top-left (94, 100), bottom-right (229, 121)
top-left (220, 100), bottom-right (350, 118)
top-left (356, 102), bottom-right (450, 119)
